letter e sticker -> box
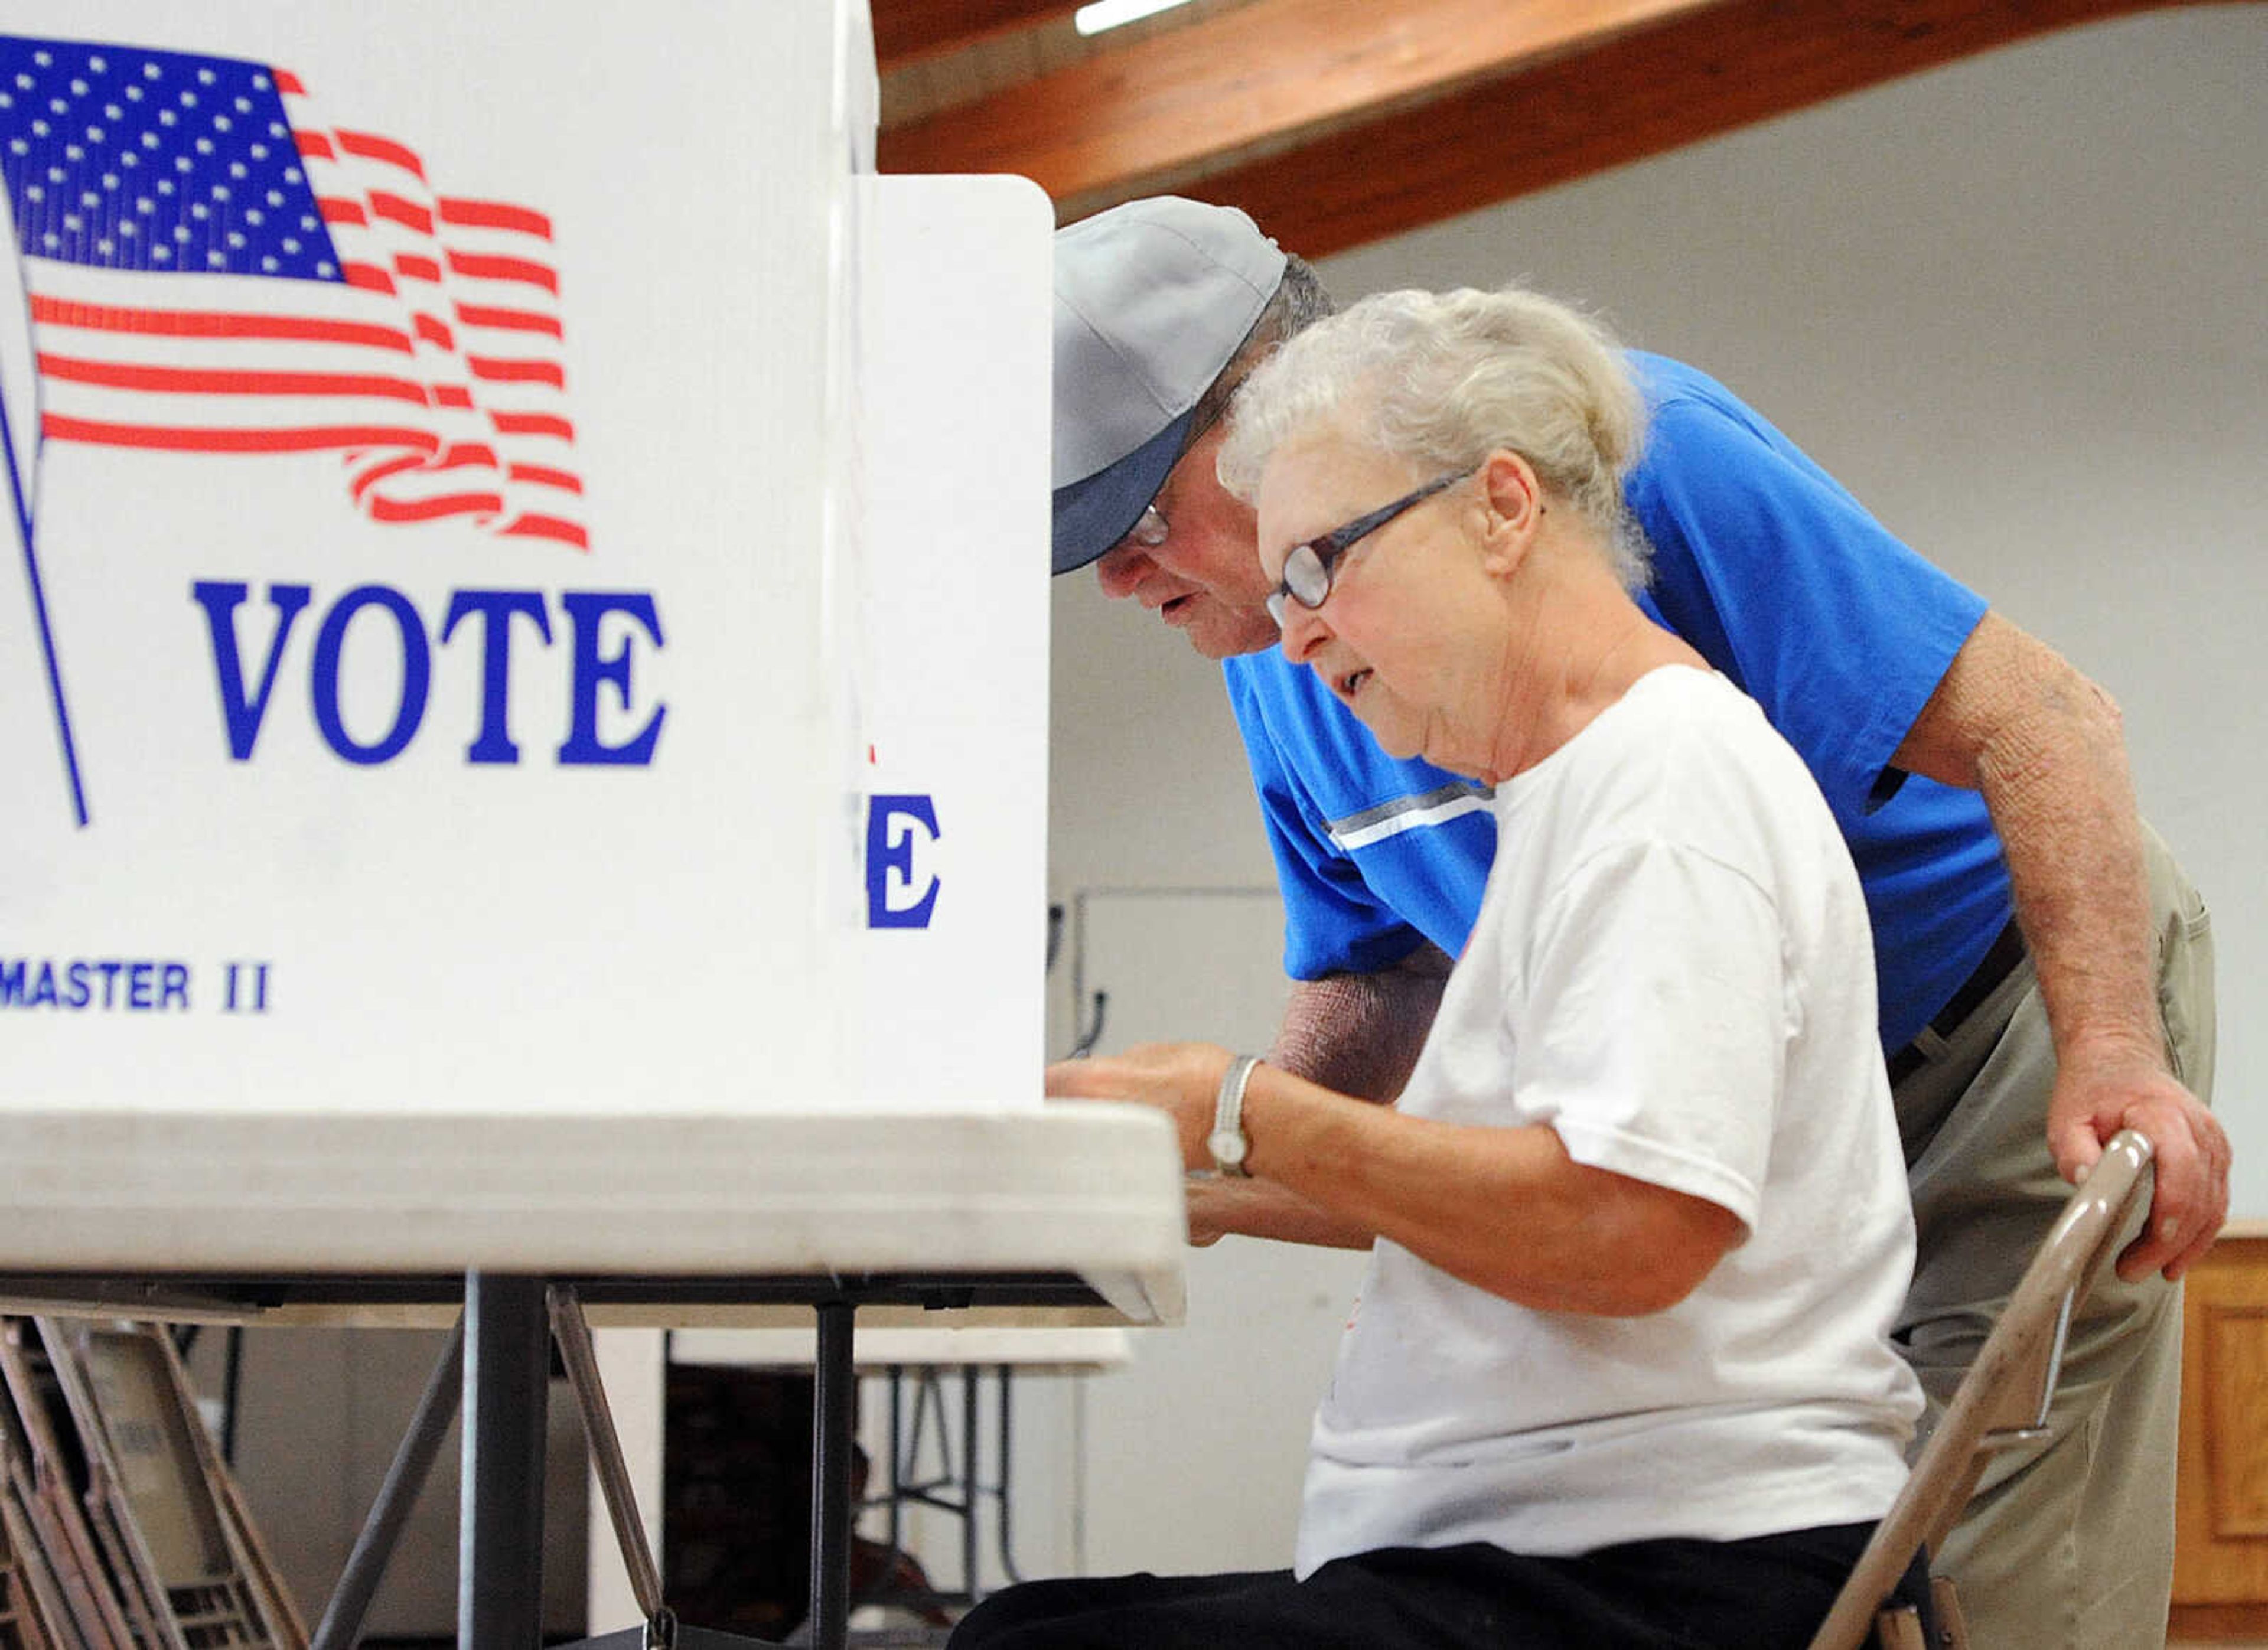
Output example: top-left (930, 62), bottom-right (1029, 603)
top-left (866, 794), bottom-right (941, 929)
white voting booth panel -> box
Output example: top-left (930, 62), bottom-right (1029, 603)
top-left (0, 0), bottom-right (1049, 1119)
top-left (857, 172), bottom-right (1051, 1113)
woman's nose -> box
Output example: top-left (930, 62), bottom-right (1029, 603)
top-left (1278, 599), bottom-right (1331, 663)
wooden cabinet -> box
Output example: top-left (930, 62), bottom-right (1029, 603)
top-left (2172, 1222), bottom-right (2268, 1638)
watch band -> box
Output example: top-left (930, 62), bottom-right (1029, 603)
top-left (1209, 1054), bottom-right (1260, 1178)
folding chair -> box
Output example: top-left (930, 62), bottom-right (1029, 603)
top-left (1807, 1127), bottom-right (2156, 1650)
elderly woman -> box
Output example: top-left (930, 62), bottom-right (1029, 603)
top-left (973, 287), bottom-right (1928, 1650)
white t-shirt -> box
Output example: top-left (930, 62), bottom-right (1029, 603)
top-left (1296, 666), bottom-right (1922, 1575)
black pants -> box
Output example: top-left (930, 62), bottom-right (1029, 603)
top-left (949, 1522), bottom-right (1933, 1649)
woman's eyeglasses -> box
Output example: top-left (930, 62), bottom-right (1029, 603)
top-left (1266, 467), bottom-right (1475, 626)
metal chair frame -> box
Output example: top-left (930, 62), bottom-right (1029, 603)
top-left (1807, 1127), bottom-right (2156, 1650)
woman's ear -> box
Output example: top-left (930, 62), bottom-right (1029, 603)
top-left (1477, 449), bottom-right (1544, 576)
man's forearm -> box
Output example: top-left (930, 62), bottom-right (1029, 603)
top-left (1269, 946), bottom-right (1452, 1100)
top-left (1894, 612), bottom-right (2161, 1063)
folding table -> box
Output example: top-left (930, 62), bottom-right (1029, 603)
top-left (0, 1103), bottom-right (1187, 1650)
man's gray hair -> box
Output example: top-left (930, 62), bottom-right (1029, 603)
top-left (1217, 284), bottom-right (1651, 587)
top-left (1187, 252), bottom-right (1334, 439)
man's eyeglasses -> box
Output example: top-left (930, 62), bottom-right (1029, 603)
top-left (1113, 390), bottom-right (1239, 559)
top-left (1266, 467), bottom-right (1476, 627)
top-left (1124, 504), bottom-right (1168, 550)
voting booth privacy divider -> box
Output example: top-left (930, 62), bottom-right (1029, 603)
top-left (0, 0), bottom-right (1051, 1120)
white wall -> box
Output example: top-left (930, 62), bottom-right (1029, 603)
top-left (1049, 4), bottom-right (2268, 1214)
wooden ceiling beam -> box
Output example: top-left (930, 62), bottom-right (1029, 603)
top-left (878, 0), bottom-right (2195, 256)
top-left (871, 0), bottom-right (1080, 73)
top-left (881, 0), bottom-right (1707, 192)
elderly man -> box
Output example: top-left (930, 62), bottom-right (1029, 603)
top-left (1049, 195), bottom-right (2225, 1649)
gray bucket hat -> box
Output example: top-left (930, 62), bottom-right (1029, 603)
top-left (1051, 197), bottom-right (1286, 575)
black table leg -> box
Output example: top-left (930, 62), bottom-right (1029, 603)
top-left (461, 1272), bottom-right (549, 1650)
top-left (808, 1299), bottom-right (856, 1650)
top-left (962, 1368), bottom-right (980, 1601)
top-left (994, 1364), bottom-right (1026, 1587)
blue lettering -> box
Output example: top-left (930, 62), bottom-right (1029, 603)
top-left (0, 959), bottom-right (198, 1010)
top-left (193, 582), bottom-right (669, 768)
top-left (194, 581), bottom-right (313, 761)
top-left (312, 585), bottom-right (431, 765)
top-left (866, 794), bottom-right (941, 930)
top-left (558, 592), bottom-right (665, 767)
top-left (442, 590), bottom-right (554, 765)
top-left (223, 960), bottom-right (273, 1013)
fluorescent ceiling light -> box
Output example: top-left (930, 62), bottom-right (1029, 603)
top-left (1074, 0), bottom-right (1200, 36)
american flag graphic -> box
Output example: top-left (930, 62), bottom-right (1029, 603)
top-left (0, 34), bottom-right (584, 547)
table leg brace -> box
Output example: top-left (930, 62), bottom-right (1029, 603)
top-left (310, 1317), bottom-right (465, 1650)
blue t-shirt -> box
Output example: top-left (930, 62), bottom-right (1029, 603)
top-left (1223, 351), bottom-right (2012, 1052)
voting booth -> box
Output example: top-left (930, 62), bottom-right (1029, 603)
top-left (0, 0), bottom-right (1048, 1119)
top-left (0, 4), bottom-right (1184, 1648)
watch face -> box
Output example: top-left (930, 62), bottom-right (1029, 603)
top-left (1210, 1129), bottom-right (1248, 1168)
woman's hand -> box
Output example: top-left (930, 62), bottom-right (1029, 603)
top-left (1045, 1042), bottom-right (1234, 1172)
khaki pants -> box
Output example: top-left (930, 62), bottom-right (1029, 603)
top-left (1894, 826), bottom-right (2214, 1650)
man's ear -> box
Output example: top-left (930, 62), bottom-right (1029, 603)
top-left (1477, 449), bottom-right (1544, 576)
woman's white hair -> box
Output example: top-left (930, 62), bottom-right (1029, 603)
top-left (1217, 284), bottom-right (1651, 587)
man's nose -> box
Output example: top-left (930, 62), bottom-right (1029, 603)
top-left (1093, 541), bottom-right (1151, 600)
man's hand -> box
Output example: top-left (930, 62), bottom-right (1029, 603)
top-left (2048, 1049), bottom-right (2229, 1281)
top-left (1045, 1042), bottom-right (1232, 1173)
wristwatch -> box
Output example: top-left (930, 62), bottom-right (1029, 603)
top-left (1209, 1055), bottom-right (1260, 1178)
